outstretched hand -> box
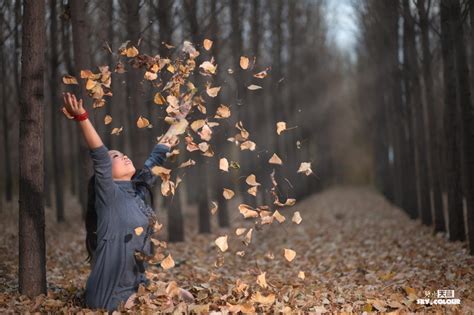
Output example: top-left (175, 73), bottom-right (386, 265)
top-left (61, 92), bottom-right (85, 119)
top-left (174, 100), bottom-right (192, 120)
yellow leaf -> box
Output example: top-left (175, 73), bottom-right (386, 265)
top-left (219, 158), bottom-right (229, 172)
top-left (247, 186), bottom-right (258, 196)
top-left (238, 204), bottom-right (259, 218)
top-left (297, 162), bottom-right (313, 176)
top-left (85, 79), bottom-right (96, 90)
top-left (80, 69), bottom-right (94, 79)
top-left (111, 126), bottom-right (123, 135)
top-left (104, 115), bottom-right (112, 125)
top-left (214, 104), bottom-right (231, 119)
top-left (269, 153), bottom-right (283, 165)
top-left (223, 188), bottom-right (235, 200)
top-left (240, 140), bottom-right (256, 151)
top-left (126, 46), bottom-right (139, 57)
top-left (276, 121), bottom-right (287, 135)
top-left (203, 38), bottom-right (213, 50)
top-left (153, 92), bottom-right (165, 105)
top-left (292, 211), bottom-right (302, 224)
top-left (256, 272), bottom-right (267, 288)
top-left (284, 248), bottom-right (296, 262)
top-left (244, 228), bottom-right (253, 246)
top-left (235, 228), bottom-right (246, 236)
top-left (245, 174), bottom-right (260, 186)
top-left (136, 116), bottom-right (150, 128)
top-left (161, 254), bottom-right (175, 270)
top-left (206, 85), bottom-right (221, 97)
top-left (215, 235), bottom-right (228, 252)
top-left (62, 75), bottom-right (78, 85)
top-left (273, 210), bottom-right (286, 223)
top-left (240, 56), bottom-right (249, 69)
top-left (210, 201), bottom-right (218, 215)
top-left (144, 71), bottom-right (157, 81)
top-left (167, 64), bottom-right (175, 73)
top-left (247, 84), bottom-right (262, 90)
top-left (134, 226), bottom-right (144, 236)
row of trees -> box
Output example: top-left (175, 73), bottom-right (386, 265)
top-left (2, 0), bottom-right (355, 297)
top-left (356, 0), bottom-right (474, 255)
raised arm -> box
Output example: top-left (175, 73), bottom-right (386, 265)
top-left (62, 92), bottom-right (115, 201)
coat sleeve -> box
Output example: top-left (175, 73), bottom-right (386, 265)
top-left (89, 145), bottom-right (115, 203)
top-left (134, 143), bottom-right (170, 187)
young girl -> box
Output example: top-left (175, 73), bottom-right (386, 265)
top-left (62, 92), bottom-right (194, 311)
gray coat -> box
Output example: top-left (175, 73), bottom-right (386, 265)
top-left (85, 144), bottom-right (169, 311)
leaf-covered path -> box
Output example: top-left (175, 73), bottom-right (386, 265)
top-left (1, 186), bottom-right (473, 313)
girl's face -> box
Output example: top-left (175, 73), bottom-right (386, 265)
top-left (108, 150), bottom-right (136, 180)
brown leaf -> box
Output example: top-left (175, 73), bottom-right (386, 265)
top-left (154, 92), bottom-right (166, 105)
top-left (238, 204), bottom-right (259, 218)
top-left (134, 226), bottom-right (144, 236)
top-left (284, 248), bottom-right (296, 262)
top-left (292, 211), bottom-right (302, 224)
top-left (214, 104), bottom-right (231, 119)
top-left (240, 56), bottom-right (250, 69)
top-left (223, 188), bottom-right (235, 200)
top-left (161, 254), bottom-right (175, 270)
top-left (210, 201), bottom-right (218, 215)
top-left (111, 126), bottom-right (123, 135)
top-left (203, 38), bottom-right (213, 50)
top-left (215, 235), bottom-right (228, 252)
top-left (273, 210), bottom-right (286, 223)
top-left (297, 162), bottom-right (313, 176)
top-left (104, 115), bottom-right (112, 125)
top-left (247, 84), bottom-right (262, 90)
top-left (219, 158), bottom-right (229, 172)
top-left (136, 116), bottom-right (150, 128)
top-left (62, 75), bottom-right (78, 85)
top-left (269, 153), bottom-right (283, 165)
top-left (256, 271), bottom-right (267, 288)
top-left (206, 85), bottom-right (221, 97)
top-left (245, 174), bottom-right (261, 186)
top-left (276, 121), bottom-right (287, 135)
top-left (178, 159), bottom-right (196, 168)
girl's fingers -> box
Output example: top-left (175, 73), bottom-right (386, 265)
top-left (79, 99), bottom-right (83, 108)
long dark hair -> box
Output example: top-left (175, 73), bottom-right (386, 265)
top-left (85, 172), bottom-right (155, 263)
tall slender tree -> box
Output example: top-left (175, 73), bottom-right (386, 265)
top-left (18, 0), bottom-right (47, 297)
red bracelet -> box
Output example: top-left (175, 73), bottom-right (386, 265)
top-left (74, 111), bottom-right (89, 121)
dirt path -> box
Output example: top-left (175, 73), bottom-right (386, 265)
top-left (1, 186), bottom-right (472, 313)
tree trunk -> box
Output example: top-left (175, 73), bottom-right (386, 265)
top-left (70, 0), bottom-right (93, 218)
top-left (50, 0), bottom-right (65, 222)
top-left (452, 0), bottom-right (474, 253)
top-left (440, 0), bottom-right (465, 241)
top-left (18, 0), bottom-right (47, 297)
top-left (417, 0), bottom-right (445, 232)
top-left (403, 0), bottom-right (432, 224)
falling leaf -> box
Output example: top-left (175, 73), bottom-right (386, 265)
top-left (274, 198), bottom-right (296, 207)
top-left (136, 116), bottom-right (150, 128)
top-left (292, 211), bottom-right (302, 224)
top-left (219, 158), bottom-right (229, 172)
top-left (247, 84), bottom-right (262, 90)
top-left (198, 124), bottom-right (213, 141)
top-left (215, 104), bottom-right (231, 119)
top-left (198, 142), bottom-right (209, 152)
top-left (199, 60), bottom-right (217, 75)
top-left (240, 56), bottom-right (250, 69)
top-left (245, 174), bottom-right (261, 186)
top-left (206, 85), bottom-right (221, 97)
top-left (154, 92), bottom-right (166, 105)
top-left (215, 235), bottom-right (228, 252)
top-left (298, 271), bottom-right (305, 280)
top-left (178, 159), bottom-right (196, 168)
top-left (276, 121), bottom-right (287, 135)
top-left (93, 99), bottom-right (105, 108)
top-left (85, 79), bottom-right (96, 90)
top-left (269, 153), bottom-right (283, 165)
top-left (182, 40), bottom-right (200, 59)
top-left (223, 188), bottom-right (235, 200)
top-left (253, 69), bottom-right (269, 79)
top-left (247, 186), bottom-right (258, 196)
top-left (62, 75), bottom-right (78, 85)
top-left (240, 140), bottom-right (256, 151)
top-left (284, 248), bottom-right (296, 262)
top-left (236, 251), bottom-right (245, 257)
top-left (239, 204), bottom-right (259, 218)
top-left (134, 226), bottom-right (144, 236)
top-left (104, 115), bottom-right (112, 125)
top-left (203, 38), bottom-right (213, 50)
top-left (235, 228), bottom-right (246, 236)
top-left (144, 71), bottom-right (157, 81)
top-left (161, 254), bottom-right (175, 270)
top-left (230, 161), bottom-right (240, 169)
top-left (273, 210), bottom-right (286, 223)
top-left (244, 228), bottom-right (253, 246)
top-left (111, 126), bottom-right (123, 135)
top-left (151, 166), bottom-right (172, 176)
top-left (257, 272), bottom-right (267, 288)
top-left (297, 162), bottom-right (313, 176)
top-left (210, 201), bottom-right (218, 215)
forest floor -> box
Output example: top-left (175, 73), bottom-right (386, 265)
top-left (0, 186), bottom-right (473, 314)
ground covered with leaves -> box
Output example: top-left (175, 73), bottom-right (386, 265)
top-left (0, 186), bottom-right (473, 314)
